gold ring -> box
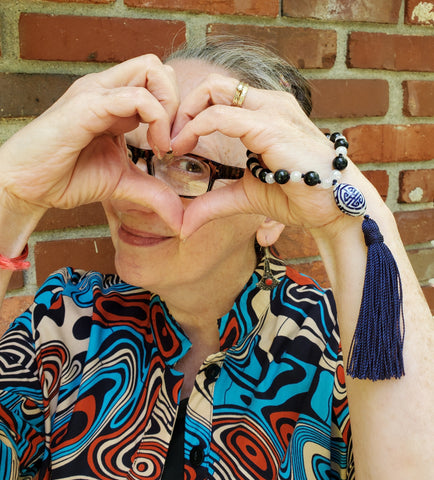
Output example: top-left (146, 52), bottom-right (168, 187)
top-left (232, 81), bottom-right (249, 107)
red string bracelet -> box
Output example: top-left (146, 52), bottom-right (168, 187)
top-left (0, 244), bottom-right (30, 271)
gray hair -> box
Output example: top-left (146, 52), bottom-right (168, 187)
top-left (166, 36), bottom-right (312, 117)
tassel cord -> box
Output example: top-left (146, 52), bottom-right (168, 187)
top-left (347, 216), bottom-right (405, 380)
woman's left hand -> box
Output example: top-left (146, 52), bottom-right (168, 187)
top-left (170, 73), bottom-right (368, 238)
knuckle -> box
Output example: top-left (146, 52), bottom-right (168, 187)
top-left (163, 64), bottom-right (175, 76)
top-left (66, 73), bottom-right (96, 94)
top-left (210, 104), bottom-right (228, 118)
top-left (206, 72), bottom-right (226, 87)
top-left (143, 53), bottom-right (163, 67)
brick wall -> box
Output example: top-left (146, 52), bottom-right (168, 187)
top-left (0, 0), bottom-right (433, 332)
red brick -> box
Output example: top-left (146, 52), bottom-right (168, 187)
top-left (362, 170), bottom-right (389, 201)
top-left (35, 237), bottom-right (115, 285)
top-left (343, 124), bottom-right (434, 164)
top-left (405, 0), bottom-right (434, 26)
top-left (422, 285), bottom-right (434, 314)
top-left (407, 248), bottom-right (434, 283)
top-left (347, 32), bottom-right (434, 72)
top-left (403, 81), bottom-right (434, 117)
top-left (19, 14), bottom-right (186, 62)
top-left (42, 0), bottom-right (113, 3)
top-left (36, 203), bottom-right (107, 231)
top-left (125, 0), bottom-right (279, 16)
top-left (206, 24), bottom-right (336, 69)
top-left (0, 73), bottom-right (78, 117)
top-left (399, 169), bottom-right (434, 204)
top-left (310, 79), bottom-right (388, 118)
top-left (283, 0), bottom-right (401, 24)
top-left (0, 296), bottom-right (34, 335)
top-left (275, 225), bottom-right (319, 259)
top-left (395, 209), bottom-right (434, 245)
top-left (7, 272), bottom-right (24, 292)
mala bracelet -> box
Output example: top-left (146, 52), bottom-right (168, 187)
top-left (246, 132), bottom-right (367, 217)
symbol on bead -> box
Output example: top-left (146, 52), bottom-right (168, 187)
top-left (333, 183), bottom-right (367, 217)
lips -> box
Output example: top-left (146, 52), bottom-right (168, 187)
top-left (118, 223), bottom-right (173, 247)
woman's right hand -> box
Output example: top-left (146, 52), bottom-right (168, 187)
top-left (0, 54), bottom-right (184, 231)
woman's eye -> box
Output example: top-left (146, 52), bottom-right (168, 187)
top-left (175, 157), bottom-right (208, 175)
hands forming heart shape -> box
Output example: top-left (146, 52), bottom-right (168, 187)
top-left (0, 53), bottom-right (370, 242)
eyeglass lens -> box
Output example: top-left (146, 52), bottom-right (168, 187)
top-left (128, 147), bottom-right (211, 197)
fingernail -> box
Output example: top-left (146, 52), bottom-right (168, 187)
top-left (153, 145), bottom-right (162, 160)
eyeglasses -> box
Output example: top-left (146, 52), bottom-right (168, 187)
top-left (127, 145), bottom-right (245, 198)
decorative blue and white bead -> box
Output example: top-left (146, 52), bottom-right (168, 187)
top-left (333, 183), bottom-right (367, 216)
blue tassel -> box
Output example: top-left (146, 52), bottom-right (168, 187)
top-left (347, 215), bottom-right (405, 380)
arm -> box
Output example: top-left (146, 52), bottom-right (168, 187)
top-left (171, 74), bottom-right (434, 478)
top-left (0, 55), bottom-right (184, 309)
top-left (311, 168), bottom-right (434, 478)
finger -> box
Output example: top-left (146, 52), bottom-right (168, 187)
top-left (181, 180), bottom-right (254, 239)
top-left (95, 56), bottom-right (179, 124)
top-left (172, 73), bottom-right (254, 138)
top-left (171, 72), bottom-right (325, 143)
top-left (172, 104), bottom-right (281, 159)
top-left (112, 166), bottom-right (184, 235)
top-left (52, 86), bottom-right (175, 153)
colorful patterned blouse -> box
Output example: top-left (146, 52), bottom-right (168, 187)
top-left (0, 256), bottom-right (353, 479)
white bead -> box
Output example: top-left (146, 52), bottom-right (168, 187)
top-left (321, 177), bottom-right (333, 189)
top-left (331, 170), bottom-right (342, 181)
top-left (265, 172), bottom-right (275, 184)
top-left (291, 171), bottom-right (302, 182)
top-left (335, 146), bottom-right (348, 156)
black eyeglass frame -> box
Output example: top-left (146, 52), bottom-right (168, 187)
top-left (127, 145), bottom-right (245, 198)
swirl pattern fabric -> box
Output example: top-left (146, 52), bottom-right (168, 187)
top-left (0, 257), bottom-right (353, 479)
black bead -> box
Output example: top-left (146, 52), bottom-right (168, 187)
top-left (329, 132), bottom-right (342, 143)
top-left (251, 164), bottom-right (263, 178)
top-left (304, 171), bottom-right (320, 186)
top-left (274, 169), bottom-right (290, 184)
top-left (334, 137), bottom-right (349, 149)
top-left (259, 168), bottom-right (271, 183)
top-left (332, 154), bottom-right (348, 171)
top-left (246, 157), bottom-right (260, 170)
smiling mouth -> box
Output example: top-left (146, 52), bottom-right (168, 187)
top-left (118, 224), bottom-right (173, 247)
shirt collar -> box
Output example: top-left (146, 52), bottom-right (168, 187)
top-left (148, 253), bottom-right (288, 363)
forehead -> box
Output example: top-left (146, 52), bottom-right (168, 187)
top-left (166, 58), bottom-right (231, 100)
top-left (167, 59), bottom-right (245, 166)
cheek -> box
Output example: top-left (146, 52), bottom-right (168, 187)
top-left (192, 214), bottom-right (263, 252)
top-left (102, 201), bottom-right (122, 243)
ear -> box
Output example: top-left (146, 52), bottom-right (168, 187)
top-left (256, 218), bottom-right (286, 247)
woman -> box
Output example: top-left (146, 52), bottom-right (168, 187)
top-left (0, 38), bottom-right (432, 479)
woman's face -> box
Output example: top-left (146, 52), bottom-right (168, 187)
top-left (103, 59), bottom-right (265, 292)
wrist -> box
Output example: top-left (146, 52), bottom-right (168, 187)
top-left (0, 191), bottom-right (45, 258)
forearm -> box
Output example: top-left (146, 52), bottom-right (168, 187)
top-left (311, 173), bottom-right (434, 478)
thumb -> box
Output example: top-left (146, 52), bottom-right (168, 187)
top-left (112, 168), bottom-right (185, 235)
top-left (181, 181), bottom-right (253, 239)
